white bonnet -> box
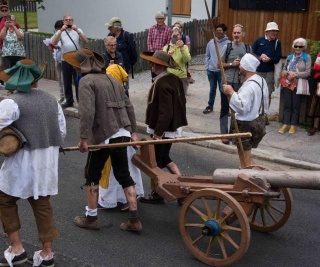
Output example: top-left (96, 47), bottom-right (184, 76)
top-left (240, 53), bottom-right (260, 72)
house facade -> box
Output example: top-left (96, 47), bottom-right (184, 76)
top-left (36, 0), bottom-right (216, 38)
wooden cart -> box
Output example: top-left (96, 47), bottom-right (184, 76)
top-left (132, 139), bottom-right (320, 266)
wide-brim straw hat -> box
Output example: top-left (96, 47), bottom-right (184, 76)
top-left (140, 50), bottom-right (179, 69)
top-left (62, 48), bottom-right (105, 74)
top-left (0, 59), bottom-right (46, 92)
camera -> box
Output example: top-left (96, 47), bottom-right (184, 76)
top-left (6, 15), bottom-right (11, 21)
top-left (67, 25), bottom-right (72, 28)
top-left (171, 34), bottom-right (177, 45)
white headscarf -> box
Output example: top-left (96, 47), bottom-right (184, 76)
top-left (240, 53), bottom-right (260, 72)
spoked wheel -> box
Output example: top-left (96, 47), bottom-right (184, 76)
top-left (248, 187), bottom-right (293, 232)
top-left (179, 189), bottom-right (250, 266)
top-left (244, 165), bottom-right (293, 232)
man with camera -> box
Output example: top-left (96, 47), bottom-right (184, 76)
top-left (51, 15), bottom-right (88, 108)
top-left (219, 24), bottom-right (252, 144)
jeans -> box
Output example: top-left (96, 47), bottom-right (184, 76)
top-left (207, 70), bottom-right (222, 107)
top-left (62, 61), bottom-right (78, 104)
top-left (283, 87), bottom-right (301, 125)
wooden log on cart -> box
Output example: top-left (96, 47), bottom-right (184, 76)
top-left (213, 169), bottom-right (320, 190)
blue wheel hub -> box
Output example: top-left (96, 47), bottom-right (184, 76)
top-left (202, 220), bottom-right (221, 237)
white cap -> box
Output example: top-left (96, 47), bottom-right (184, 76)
top-left (240, 53), bottom-right (260, 72)
top-left (265, 22), bottom-right (279, 31)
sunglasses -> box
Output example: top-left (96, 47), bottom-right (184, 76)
top-left (294, 45), bottom-right (304, 49)
top-left (1, 9), bottom-right (8, 12)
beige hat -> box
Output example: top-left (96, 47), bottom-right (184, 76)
top-left (140, 51), bottom-right (179, 69)
top-left (240, 53), bottom-right (260, 72)
top-left (105, 17), bottom-right (122, 29)
top-left (265, 22), bottom-right (279, 31)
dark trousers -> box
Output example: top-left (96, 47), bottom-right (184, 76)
top-left (283, 87), bottom-right (301, 125)
top-left (84, 136), bottom-right (135, 189)
top-left (62, 61), bottom-right (78, 104)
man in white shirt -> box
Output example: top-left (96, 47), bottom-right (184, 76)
top-left (223, 53), bottom-right (269, 165)
top-left (51, 15), bottom-right (88, 108)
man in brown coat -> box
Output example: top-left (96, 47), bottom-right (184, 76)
top-left (63, 48), bottom-right (142, 232)
top-left (139, 50), bottom-right (188, 204)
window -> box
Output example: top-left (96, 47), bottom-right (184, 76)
top-left (172, 0), bottom-right (191, 16)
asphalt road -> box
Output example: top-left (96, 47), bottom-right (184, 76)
top-left (0, 116), bottom-right (319, 267)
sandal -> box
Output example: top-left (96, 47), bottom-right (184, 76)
top-left (308, 127), bottom-right (318, 136)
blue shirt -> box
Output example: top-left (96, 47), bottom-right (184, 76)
top-left (252, 36), bottom-right (282, 72)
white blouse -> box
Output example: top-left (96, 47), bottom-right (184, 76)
top-left (0, 99), bottom-right (66, 199)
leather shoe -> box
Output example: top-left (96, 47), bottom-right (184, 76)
top-left (140, 191), bottom-right (164, 204)
top-left (61, 102), bottom-right (73, 108)
top-left (221, 138), bottom-right (230, 145)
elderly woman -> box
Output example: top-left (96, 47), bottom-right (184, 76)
top-left (0, 14), bottom-right (25, 69)
top-left (163, 28), bottom-right (191, 95)
top-left (278, 38), bottom-right (311, 134)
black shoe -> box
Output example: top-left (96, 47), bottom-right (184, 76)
top-left (0, 250), bottom-right (28, 266)
top-left (27, 255), bottom-right (54, 267)
top-left (140, 191), bottom-right (164, 204)
top-left (61, 102), bottom-right (73, 109)
top-left (203, 106), bottom-right (213, 114)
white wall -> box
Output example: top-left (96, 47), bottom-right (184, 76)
top-left (37, 0), bottom-right (213, 38)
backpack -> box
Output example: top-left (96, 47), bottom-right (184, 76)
top-left (287, 52), bottom-right (308, 64)
top-left (123, 30), bottom-right (137, 66)
top-left (224, 42), bottom-right (250, 63)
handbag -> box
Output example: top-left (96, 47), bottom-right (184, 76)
top-left (280, 73), bottom-right (297, 91)
top-left (296, 78), bottom-right (310, 95)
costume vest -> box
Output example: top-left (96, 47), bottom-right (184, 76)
top-left (8, 89), bottom-right (62, 150)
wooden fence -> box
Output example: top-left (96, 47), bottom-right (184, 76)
top-left (8, 0), bottom-right (37, 12)
top-left (23, 19), bottom-right (210, 81)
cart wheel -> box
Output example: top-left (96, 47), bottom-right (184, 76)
top-left (243, 165), bottom-right (293, 232)
top-left (179, 189), bottom-right (250, 266)
top-left (249, 187), bottom-right (293, 232)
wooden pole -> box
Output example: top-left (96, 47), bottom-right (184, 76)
top-left (61, 133), bottom-right (252, 152)
top-left (203, 0), bottom-right (247, 168)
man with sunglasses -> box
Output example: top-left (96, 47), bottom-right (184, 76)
top-left (51, 15), bottom-right (88, 108)
top-left (252, 22), bottom-right (282, 124)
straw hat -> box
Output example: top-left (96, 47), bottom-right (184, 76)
top-left (0, 59), bottom-right (46, 93)
top-left (62, 48), bottom-right (105, 74)
top-left (140, 50), bottom-right (179, 69)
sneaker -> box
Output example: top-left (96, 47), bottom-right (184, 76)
top-left (120, 217), bottom-right (142, 232)
top-left (0, 247), bottom-right (28, 266)
top-left (29, 250), bottom-right (54, 267)
top-left (140, 191), bottom-right (164, 204)
top-left (289, 125), bottom-right (296, 134)
top-left (278, 125), bottom-right (288, 134)
top-left (73, 215), bottom-right (100, 230)
top-left (58, 97), bottom-right (65, 103)
top-left (203, 106), bottom-right (213, 114)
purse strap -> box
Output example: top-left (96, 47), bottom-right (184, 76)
top-left (246, 77), bottom-right (265, 116)
top-left (65, 30), bottom-right (78, 50)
